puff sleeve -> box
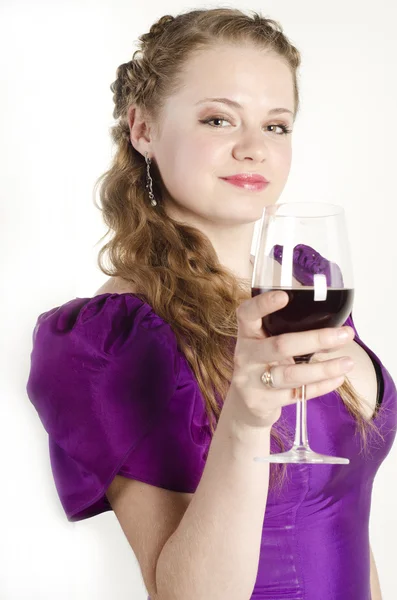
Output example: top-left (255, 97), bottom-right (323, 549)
top-left (26, 293), bottom-right (209, 522)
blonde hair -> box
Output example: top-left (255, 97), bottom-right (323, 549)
top-left (93, 8), bottom-right (383, 489)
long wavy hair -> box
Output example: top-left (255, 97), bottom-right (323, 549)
top-left (93, 8), bottom-right (383, 490)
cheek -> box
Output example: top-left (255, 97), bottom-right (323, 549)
top-left (173, 133), bottom-right (221, 171)
top-left (273, 144), bottom-right (292, 179)
top-left (158, 132), bottom-right (219, 189)
top-left (154, 143), bottom-right (199, 206)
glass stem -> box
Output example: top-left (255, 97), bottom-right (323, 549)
top-left (292, 384), bottom-right (309, 449)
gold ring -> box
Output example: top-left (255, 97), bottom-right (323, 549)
top-left (260, 366), bottom-right (277, 388)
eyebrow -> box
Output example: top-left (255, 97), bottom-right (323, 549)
top-left (195, 97), bottom-right (294, 116)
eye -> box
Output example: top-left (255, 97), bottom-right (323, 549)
top-left (266, 124), bottom-right (293, 136)
top-left (200, 117), bottom-right (292, 135)
top-left (200, 116), bottom-right (231, 128)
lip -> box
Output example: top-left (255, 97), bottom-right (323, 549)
top-left (221, 173), bottom-right (269, 184)
top-left (220, 173), bottom-right (269, 191)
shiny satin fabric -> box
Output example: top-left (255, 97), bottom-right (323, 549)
top-left (253, 310), bottom-right (396, 598)
top-left (26, 292), bottom-right (397, 600)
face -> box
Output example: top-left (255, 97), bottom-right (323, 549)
top-left (137, 44), bottom-right (295, 227)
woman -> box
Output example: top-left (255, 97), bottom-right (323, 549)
top-left (26, 8), bottom-right (396, 600)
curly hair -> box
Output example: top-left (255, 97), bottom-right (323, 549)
top-left (93, 8), bottom-right (383, 490)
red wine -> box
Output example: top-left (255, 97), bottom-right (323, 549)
top-left (251, 287), bottom-right (354, 363)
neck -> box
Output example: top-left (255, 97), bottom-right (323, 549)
top-left (196, 221), bottom-right (256, 284)
top-left (162, 195), bottom-right (257, 286)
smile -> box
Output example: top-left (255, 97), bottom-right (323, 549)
top-left (219, 178), bottom-right (269, 191)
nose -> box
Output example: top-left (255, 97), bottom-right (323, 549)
top-left (232, 130), bottom-right (268, 162)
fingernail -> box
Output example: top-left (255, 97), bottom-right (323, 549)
top-left (337, 328), bottom-right (349, 340)
top-left (340, 357), bottom-right (354, 369)
top-left (272, 291), bottom-right (287, 303)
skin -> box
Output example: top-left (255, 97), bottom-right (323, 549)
top-left (120, 43), bottom-right (381, 596)
top-left (128, 43), bottom-right (294, 287)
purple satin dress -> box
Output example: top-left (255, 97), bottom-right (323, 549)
top-left (26, 287), bottom-right (397, 599)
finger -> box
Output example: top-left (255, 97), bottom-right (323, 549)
top-left (236, 290), bottom-right (289, 339)
top-left (281, 375), bottom-right (346, 407)
top-left (314, 338), bottom-right (356, 355)
top-left (269, 356), bottom-right (354, 389)
top-left (254, 325), bottom-right (355, 363)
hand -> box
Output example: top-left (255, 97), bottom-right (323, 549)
top-left (228, 290), bottom-right (355, 429)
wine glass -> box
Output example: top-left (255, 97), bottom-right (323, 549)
top-left (251, 202), bottom-right (354, 464)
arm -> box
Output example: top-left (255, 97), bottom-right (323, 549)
top-left (370, 544), bottom-right (382, 600)
top-left (155, 391), bottom-right (272, 600)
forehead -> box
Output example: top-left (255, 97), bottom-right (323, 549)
top-left (175, 44), bottom-right (295, 108)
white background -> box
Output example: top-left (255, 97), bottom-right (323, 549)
top-left (1, 0), bottom-right (396, 598)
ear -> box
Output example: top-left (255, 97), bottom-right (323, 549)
top-left (127, 104), bottom-right (153, 157)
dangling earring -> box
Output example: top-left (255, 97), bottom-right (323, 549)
top-left (145, 152), bottom-right (157, 207)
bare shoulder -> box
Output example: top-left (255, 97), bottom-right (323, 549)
top-left (94, 276), bottom-right (138, 296)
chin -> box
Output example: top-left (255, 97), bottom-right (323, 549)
top-left (216, 212), bottom-right (262, 226)
top-left (227, 201), bottom-right (268, 222)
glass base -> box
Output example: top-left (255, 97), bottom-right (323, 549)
top-left (253, 445), bottom-right (349, 465)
